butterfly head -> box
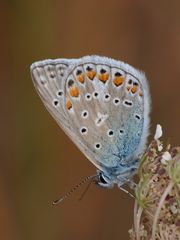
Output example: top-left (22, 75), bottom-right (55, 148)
top-left (95, 170), bottom-right (114, 188)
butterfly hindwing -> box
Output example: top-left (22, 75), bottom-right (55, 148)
top-left (31, 56), bottom-right (150, 175)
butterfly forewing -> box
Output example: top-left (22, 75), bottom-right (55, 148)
top-left (31, 59), bottom-right (73, 131)
top-left (31, 56), bottom-right (150, 175)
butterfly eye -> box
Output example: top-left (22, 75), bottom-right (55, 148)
top-left (99, 173), bottom-right (108, 184)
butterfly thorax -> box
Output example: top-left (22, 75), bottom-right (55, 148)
top-left (96, 157), bottom-right (138, 189)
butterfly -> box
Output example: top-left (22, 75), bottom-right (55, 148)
top-left (30, 55), bottom-right (150, 198)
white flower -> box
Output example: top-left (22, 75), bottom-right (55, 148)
top-left (154, 124), bottom-right (163, 140)
top-left (161, 151), bottom-right (172, 165)
top-left (158, 144), bottom-right (163, 152)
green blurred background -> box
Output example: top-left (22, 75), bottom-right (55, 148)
top-left (1, 1), bottom-right (180, 239)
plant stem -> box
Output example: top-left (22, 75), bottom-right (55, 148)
top-left (151, 181), bottom-right (174, 240)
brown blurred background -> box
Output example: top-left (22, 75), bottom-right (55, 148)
top-left (0, 0), bottom-right (180, 240)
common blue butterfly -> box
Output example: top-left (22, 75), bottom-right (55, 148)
top-left (30, 55), bottom-right (150, 198)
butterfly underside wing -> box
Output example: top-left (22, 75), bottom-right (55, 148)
top-left (31, 55), bottom-right (150, 188)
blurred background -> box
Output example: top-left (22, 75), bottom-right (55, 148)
top-left (1, 0), bottom-right (180, 239)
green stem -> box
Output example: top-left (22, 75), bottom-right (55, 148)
top-left (151, 181), bottom-right (174, 240)
top-left (134, 200), bottom-right (143, 240)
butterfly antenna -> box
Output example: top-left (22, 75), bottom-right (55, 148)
top-left (78, 176), bottom-right (96, 201)
top-left (52, 174), bottom-right (97, 205)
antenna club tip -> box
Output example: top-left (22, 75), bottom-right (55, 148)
top-left (52, 200), bottom-right (60, 205)
top-left (52, 198), bottom-right (64, 205)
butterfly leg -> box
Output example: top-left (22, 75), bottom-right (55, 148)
top-left (127, 179), bottom-right (137, 189)
top-left (118, 186), bottom-right (134, 198)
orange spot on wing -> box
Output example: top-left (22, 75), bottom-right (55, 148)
top-left (126, 86), bottom-right (131, 91)
top-left (98, 73), bottom-right (109, 83)
top-left (69, 86), bottom-right (79, 97)
top-left (66, 99), bottom-right (72, 110)
top-left (113, 76), bottom-right (124, 87)
top-left (87, 71), bottom-right (96, 80)
top-left (131, 86), bottom-right (138, 94)
top-left (77, 74), bottom-right (84, 83)
top-left (139, 91), bottom-right (143, 97)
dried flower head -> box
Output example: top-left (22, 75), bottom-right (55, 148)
top-left (129, 125), bottom-right (180, 240)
